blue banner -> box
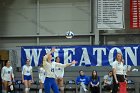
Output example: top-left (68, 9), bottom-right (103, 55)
top-left (21, 45), bottom-right (140, 66)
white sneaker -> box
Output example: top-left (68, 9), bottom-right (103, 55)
top-left (39, 89), bottom-right (42, 93)
top-left (10, 85), bottom-right (14, 91)
top-left (84, 88), bottom-right (88, 92)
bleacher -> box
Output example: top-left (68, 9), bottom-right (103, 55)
top-left (14, 66), bottom-right (140, 93)
top-left (64, 66), bottom-right (140, 93)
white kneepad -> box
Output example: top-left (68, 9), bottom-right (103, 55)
top-left (60, 86), bottom-right (64, 91)
top-left (39, 89), bottom-right (42, 93)
top-left (25, 88), bottom-right (29, 92)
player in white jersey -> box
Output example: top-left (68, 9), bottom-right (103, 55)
top-left (22, 59), bottom-right (34, 93)
top-left (43, 47), bottom-right (77, 93)
top-left (1, 60), bottom-right (14, 93)
top-left (55, 56), bottom-right (65, 93)
top-left (38, 63), bottom-right (46, 93)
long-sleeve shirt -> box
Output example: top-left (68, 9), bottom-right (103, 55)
top-left (43, 54), bottom-right (71, 78)
top-left (1, 66), bottom-right (14, 81)
top-left (22, 65), bottom-right (33, 76)
top-left (76, 75), bottom-right (89, 85)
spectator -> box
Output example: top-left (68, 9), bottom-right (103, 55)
top-left (89, 70), bottom-right (100, 93)
top-left (103, 71), bottom-right (113, 92)
top-left (76, 70), bottom-right (89, 93)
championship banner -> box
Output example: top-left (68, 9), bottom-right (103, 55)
top-left (130, 0), bottom-right (140, 28)
top-left (21, 45), bottom-right (140, 67)
top-left (97, 0), bottom-right (125, 30)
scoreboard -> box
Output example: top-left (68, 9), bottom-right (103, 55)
top-left (130, 0), bottom-right (140, 28)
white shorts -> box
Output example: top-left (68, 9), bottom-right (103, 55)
top-left (39, 76), bottom-right (45, 83)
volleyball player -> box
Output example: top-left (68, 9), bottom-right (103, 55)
top-left (1, 60), bottom-right (14, 93)
top-left (43, 48), bottom-right (77, 93)
top-left (22, 59), bottom-right (34, 93)
top-left (55, 56), bottom-right (65, 93)
top-left (38, 63), bottom-right (46, 93)
top-left (112, 53), bottom-right (125, 93)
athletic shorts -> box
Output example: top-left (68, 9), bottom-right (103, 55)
top-left (39, 76), bottom-right (45, 83)
top-left (24, 75), bottom-right (32, 80)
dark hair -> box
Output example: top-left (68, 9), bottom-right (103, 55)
top-left (26, 59), bottom-right (30, 63)
top-left (91, 70), bottom-right (98, 80)
top-left (26, 59), bottom-right (30, 61)
top-left (4, 60), bottom-right (9, 66)
top-left (109, 71), bottom-right (113, 73)
top-left (108, 71), bottom-right (113, 76)
top-left (79, 70), bottom-right (83, 73)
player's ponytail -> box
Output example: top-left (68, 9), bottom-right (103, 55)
top-left (4, 60), bottom-right (9, 66)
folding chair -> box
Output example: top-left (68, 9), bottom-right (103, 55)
top-left (64, 80), bottom-right (77, 93)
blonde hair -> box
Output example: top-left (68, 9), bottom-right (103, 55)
top-left (115, 53), bottom-right (123, 62)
